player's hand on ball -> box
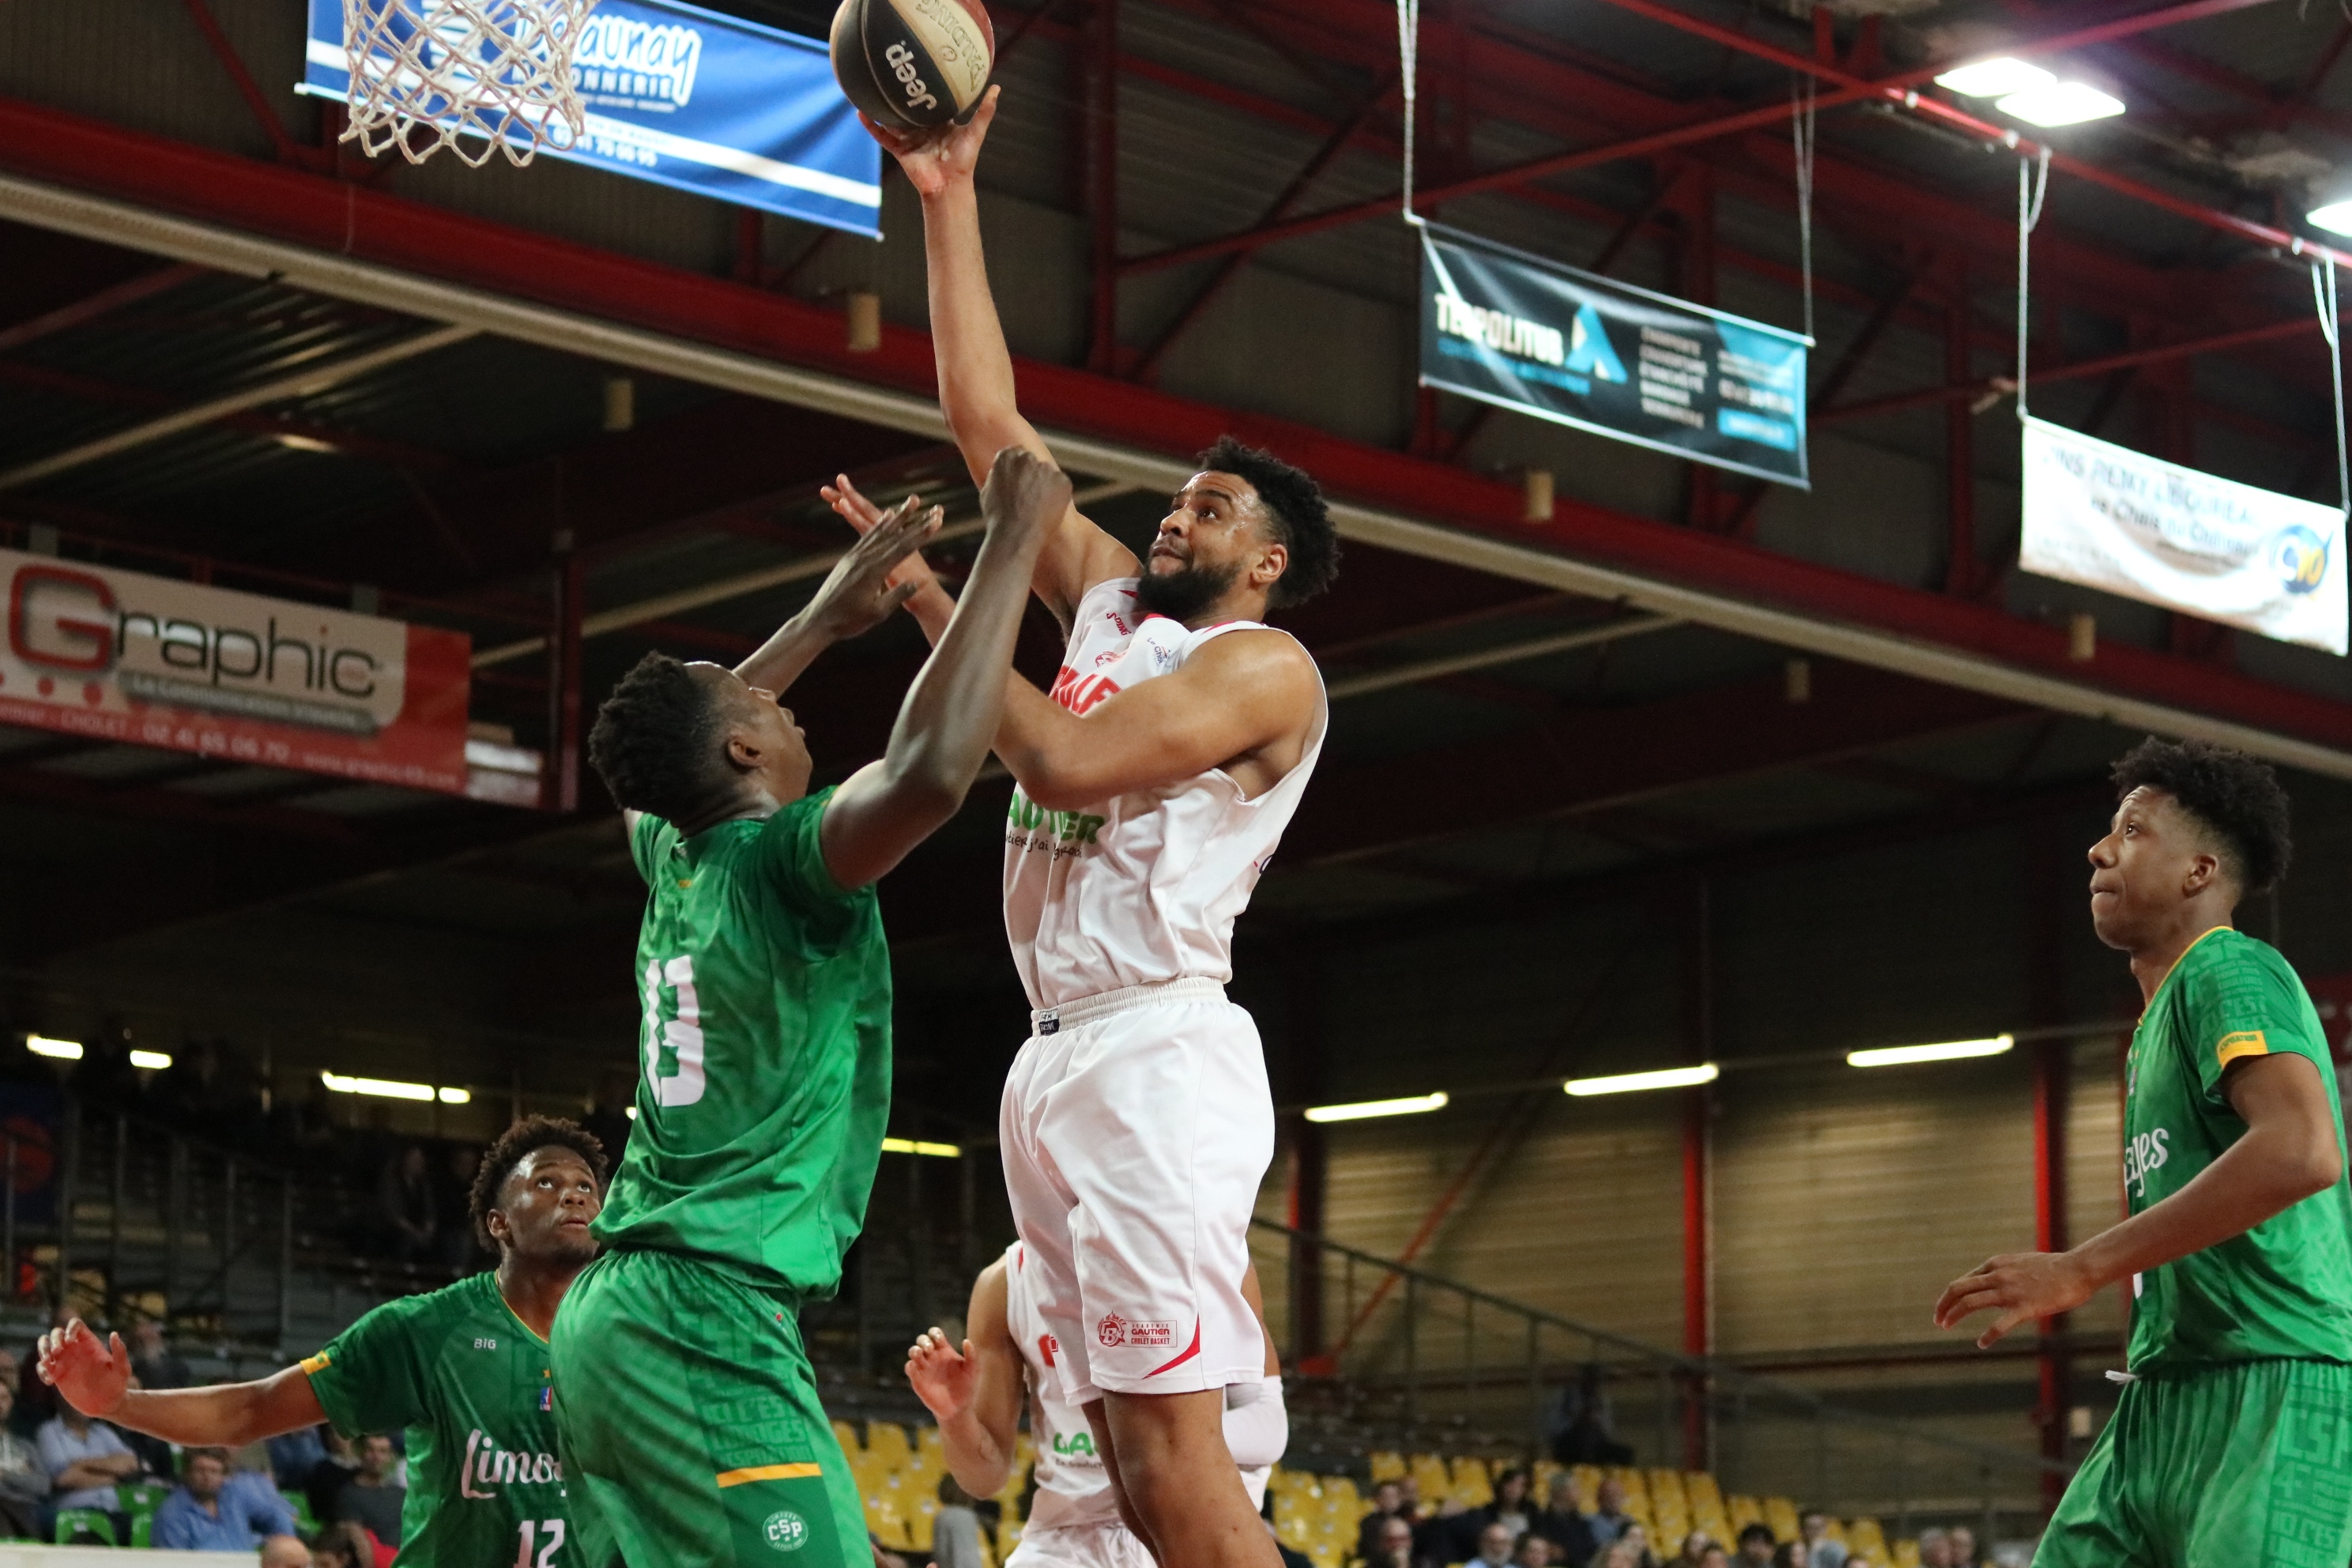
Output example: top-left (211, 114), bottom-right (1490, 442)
top-left (858, 85), bottom-right (999, 198)
top-left (904, 1325), bottom-right (978, 1420)
top-left (1933, 1250), bottom-right (2095, 1348)
top-left (38, 1318), bottom-right (130, 1417)
top-left (805, 492), bottom-right (941, 640)
top-left (979, 445), bottom-right (1072, 551)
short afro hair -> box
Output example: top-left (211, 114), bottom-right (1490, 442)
top-left (469, 1115), bottom-right (609, 1252)
top-left (587, 651), bottom-right (726, 821)
top-left (2112, 737), bottom-right (2293, 895)
top-left (1198, 435), bottom-right (1339, 609)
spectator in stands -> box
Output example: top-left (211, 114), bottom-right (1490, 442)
top-left (266, 1421), bottom-right (326, 1491)
top-left (16, 1310), bottom-right (64, 1432)
top-left (1472, 1520), bottom-right (1517, 1567)
top-left (1944, 1525), bottom-right (1977, 1566)
top-left (931, 1473), bottom-right (985, 1568)
top-left (1797, 1512), bottom-right (1846, 1568)
top-left (0, 1379), bottom-right (44, 1537)
top-left (1480, 1468), bottom-right (1537, 1541)
top-left (1587, 1477), bottom-right (1635, 1547)
top-left (1550, 1365), bottom-right (1635, 1466)
top-left (1769, 1546), bottom-right (1805, 1568)
top-left (1734, 1524), bottom-right (1777, 1566)
top-left (306, 1518), bottom-right (376, 1568)
top-left (129, 1318), bottom-right (190, 1392)
top-left (1533, 1473), bottom-right (1599, 1565)
top-left (1358, 1480), bottom-right (1412, 1560)
top-left (152, 1446), bottom-right (296, 1548)
top-left (333, 1432), bottom-right (405, 1547)
top-left (1617, 1523), bottom-right (1660, 1568)
top-left (0, 1353), bottom-right (32, 1442)
top-left (1695, 1551), bottom-right (1728, 1568)
top-left (1589, 1545), bottom-right (1640, 1568)
top-left (260, 1534), bottom-right (310, 1568)
top-left (1913, 1528), bottom-right (1951, 1567)
top-left (305, 1426), bottom-right (360, 1526)
top-left (1363, 1513), bottom-right (1437, 1568)
top-left (36, 1394), bottom-right (141, 1520)
top-left (1513, 1531), bottom-right (1551, 1568)
top-left (1671, 1532), bottom-right (1715, 1567)
top-left (375, 1147), bottom-right (437, 1264)
top-left (437, 1147), bottom-right (484, 1269)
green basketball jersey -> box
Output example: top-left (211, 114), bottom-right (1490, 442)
top-left (2124, 925), bottom-right (2352, 1370)
top-left (300, 1272), bottom-right (579, 1567)
top-left (594, 789), bottom-right (893, 1296)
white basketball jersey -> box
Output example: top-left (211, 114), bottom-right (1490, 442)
top-left (1003, 579), bottom-right (1328, 1010)
top-left (1004, 1242), bottom-right (1121, 1532)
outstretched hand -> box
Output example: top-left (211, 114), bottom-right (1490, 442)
top-left (979, 445), bottom-right (1072, 551)
top-left (904, 1326), bottom-right (979, 1423)
top-left (823, 474), bottom-right (943, 597)
top-left (1933, 1250), bottom-right (2096, 1348)
top-left (38, 1317), bottom-right (130, 1418)
top-left (858, 86), bottom-right (1001, 200)
top-left (801, 492), bottom-right (941, 642)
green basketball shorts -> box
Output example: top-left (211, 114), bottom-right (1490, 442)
top-left (551, 1248), bottom-right (865, 1568)
top-left (2036, 1358), bottom-right (2352, 1568)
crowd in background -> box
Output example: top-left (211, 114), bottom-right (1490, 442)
top-left (0, 1315), bottom-right (404, 1562)
top-left (1341, 1472), bottom-right (1993, 1568)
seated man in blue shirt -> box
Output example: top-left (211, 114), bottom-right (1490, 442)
top-left (153, 1446), bottom-right (297, 1550)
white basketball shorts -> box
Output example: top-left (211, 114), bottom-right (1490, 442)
top-left (1006, 1521), bottom-right (1157, 1568)
top-left (999, 977), bottom-right (1274, 1404)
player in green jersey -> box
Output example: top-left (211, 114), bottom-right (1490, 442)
top-left (39, 1115), bottom-right (609, 1566)
top-left (554, 447), bottom-right (1063, 1568)
top-left (1936, 738), bottom-right (2352, 1568)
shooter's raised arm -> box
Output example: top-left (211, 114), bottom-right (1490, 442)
top-left (817, 446), bottom-right (1067, 888)
top-left (862, 90), bottom-right (1134, 624)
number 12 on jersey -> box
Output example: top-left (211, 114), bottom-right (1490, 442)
top-left (514, 1518), bottom-right (566, 1568)
top-left (640, 955), bottom-right (706, 1107)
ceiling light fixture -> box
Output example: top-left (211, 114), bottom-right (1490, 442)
top-left (1848, 1035), bottom-right (2015, 1068)
top-left (1935, 58), bottom-right (2056, 98)
top-left (127, 1050), bottom-right (172, 1071)
top-left (1565, 1064), bottom-right (1720, 1097)
top-left (880, 1137), bottom-right (962, 1158)
top-left (1996, 82), bottom-right (2125, 127)
top-left (25, 1035), bottom-right (81, 1061)
top-left (1303, 1091), bottom-right (1450, 1124)
top-left (321, 1070), bottom-right (439, 1102)
top-left (2308, 200), bottom-right (2352, 237)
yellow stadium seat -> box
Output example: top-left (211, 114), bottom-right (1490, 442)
top-left (1726, 1495), bottom-right (1765, 1535)
top-left (864, 1494), bottom-right (911, 1551)
top-left (1890, 1541), bottom-right (1921, 1568)
top-left (1763, 1498), bottom-right (1801, 1544)
top-left (867, 1422), bottom-right (914, 1468)
top-left (832, 1419), bottom-right (863, 1460)
top-left (1848, 1517), bottom-right (1888, 1559)
top-left (1449, 1456), bottom-right (1493, 1506)
top-left (1370, 1452), bottom-right (1408, 1483)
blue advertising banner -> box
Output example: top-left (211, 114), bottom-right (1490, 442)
top-left (301, 0), bottom-right (884, 238)
top-left (1419, 224), bottom-right (1811, 488)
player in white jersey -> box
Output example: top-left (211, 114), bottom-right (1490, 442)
top-left (903, 1243), bottom-right (1289, 1568)
top-left (842, 85), bottom-right (1340, 1568)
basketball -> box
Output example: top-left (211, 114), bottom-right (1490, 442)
top-left (830, 0), bottom-right (995, 132)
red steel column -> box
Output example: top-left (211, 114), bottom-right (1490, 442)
top-left (2027, 821), bottom-right (2071, 1511)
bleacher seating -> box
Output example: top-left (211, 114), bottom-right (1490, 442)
top-left (836, 1417), bottom-right (1927, 1568)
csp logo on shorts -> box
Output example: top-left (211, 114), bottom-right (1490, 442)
top-left (1098, 1314), bottom-right (1126, 1348)
top-left (763, 1510), bottom-right (808, 1553)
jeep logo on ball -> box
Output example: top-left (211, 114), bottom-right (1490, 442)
top-left (883, 43), bottom-right (938, 113)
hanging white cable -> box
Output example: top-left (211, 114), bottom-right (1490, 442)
top-left (2015, 146), bottom-right (2052, 420)
top-left (1792, 74), bottom-right (1818, 345)
top-left (1397, 0), bottom-right (1422, 224)
top-left (2315, 258), bottom-right (2350, 517)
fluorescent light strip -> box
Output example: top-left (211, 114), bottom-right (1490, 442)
top-left (127, 1050), bottom-right (172, 1071)
top-left (1848, 1035), bottom-right (2015, 1068)
top-left (320, 1070), bottom-right (469, 1104)
top-left (2310, 200), bottom-right (2352, 237)
top-left (880, 1137), bottom-right (961, 1158)
top-left (1566, 1064), bottom-right (1719, 1097)
top-left (1303, 1091), bottom-right (1449, 1124)
top-left (25, 1036), bottom-right (81, 1061)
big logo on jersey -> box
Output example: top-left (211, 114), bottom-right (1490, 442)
top-left (458, 1430), bottom-right (563, 1498)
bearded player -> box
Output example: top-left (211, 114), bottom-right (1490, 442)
top-left (843, 85), bottom-right (1339, 1568)
top-left (1936, 739), bottom-right (2352, 1567)
top-left (40, 1117), bottom-right (607, 1566)
top-left (903, 1247), bottom-right (1289, 1568)
top-left (552, 447), bottom-right (1063, 1568)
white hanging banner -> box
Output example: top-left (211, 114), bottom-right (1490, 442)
top-left (2020, 416), bottom-right (2348, 655)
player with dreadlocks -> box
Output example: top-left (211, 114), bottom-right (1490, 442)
top-left (40, 1117), bottom-right (609, 1566)
top-left (1936, 737), bottom-right (2352, 1568)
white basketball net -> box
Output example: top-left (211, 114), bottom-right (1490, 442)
top-left (340, 0), bottom-right (597, 168)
